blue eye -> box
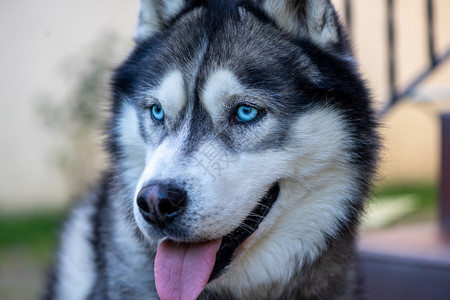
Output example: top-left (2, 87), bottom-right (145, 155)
top-left (236, 105), bottom-right (260, 123)
top-left (151, 105), bottom-right (164, 121)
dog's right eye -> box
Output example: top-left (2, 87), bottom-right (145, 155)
top-left (235, 105), bottom-right (261, 124)
top-left (150, 105), bottom-right (164, 121)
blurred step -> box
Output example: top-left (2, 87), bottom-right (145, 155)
top-left (359, 222), bottom-right (450, 300)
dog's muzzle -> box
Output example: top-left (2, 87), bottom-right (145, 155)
top-left (136, 181), bottom-right (280, 299)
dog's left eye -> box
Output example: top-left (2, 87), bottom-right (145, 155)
top-left (150, 105), bottom-right (164, 121)
top-left (235, 105), bottom-right (260, 123)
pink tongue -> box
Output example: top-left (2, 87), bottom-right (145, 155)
top-left (155, 238), bottom-right (222, 300)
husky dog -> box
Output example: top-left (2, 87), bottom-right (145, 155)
top-left (45, 0), bottom-right (379, 299)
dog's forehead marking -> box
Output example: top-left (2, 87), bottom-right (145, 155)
top-left (201, 69), bottom-right (243, 119)
top-left (152, 70), bottom-right (186, 116)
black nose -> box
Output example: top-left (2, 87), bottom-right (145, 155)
top-left (136, 182), bottom-right (188, 228)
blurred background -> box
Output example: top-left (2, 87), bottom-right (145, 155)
top-left (0, 0), bottom-right (449, 299)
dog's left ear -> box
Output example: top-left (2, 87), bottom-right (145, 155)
top-left (135, 0), bottom-right (189, 43)
top-left (260, 0), bottom-right (346, 51)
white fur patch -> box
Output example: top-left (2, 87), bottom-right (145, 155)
top-left (135, 139), bottom-right (179, 198)
top-left (117, 101), bottom-right (148, 193)
top-left (56, 203), bottom-right (95, 300)
top-left (201, 69), bottom-right (244, 120)
top-left (152, 70), bottom-right (186, 118)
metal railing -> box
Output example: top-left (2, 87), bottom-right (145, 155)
top-left (344, 0), bottom-right (450, 236)
top-left (344, 0), bottom-right (450, 115)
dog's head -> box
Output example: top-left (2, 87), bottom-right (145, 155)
top-left (108, 0), bottom-right (378, 298)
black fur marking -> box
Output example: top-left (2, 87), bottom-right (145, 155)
top-left (182, 94), bottom-right (215, 156)
top-left (162, 0), bottom-right (241, 36)
top-left (205, 0), bottom-right (240, 34)
top-left (41, 260), bottom-right (58, 300)
top-left (87, 177), bottom-right (111, 299)
top-left (239, 1), bottom-right (275, 25)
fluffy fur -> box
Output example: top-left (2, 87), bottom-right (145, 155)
top-left (45, 1), bottom-right (379, 299)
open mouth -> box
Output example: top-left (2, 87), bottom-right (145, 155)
top-left (154, 182), bottom-right (280, 300)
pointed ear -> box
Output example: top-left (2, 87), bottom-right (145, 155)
top-left (135, 0), bottom-right (187, 42)
top-left (261, 0), bottom-right (344, 50)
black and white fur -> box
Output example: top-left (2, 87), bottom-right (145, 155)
top-left (45, 0), bottom-right (379, 299)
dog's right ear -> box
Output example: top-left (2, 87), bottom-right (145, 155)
top-left (260, 0), bottom-right (345, 51)
top-left (135, 0), bottom-right (188, 43)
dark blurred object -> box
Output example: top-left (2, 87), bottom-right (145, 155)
top-left (440, 113), bottom-right (450, 237)
top-left (360, 223), bottom-right (450, 300)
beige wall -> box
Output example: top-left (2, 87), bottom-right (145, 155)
top-left (0, 0), bottom-right (137, 210)
top-left (334, 0), bottom-right (450, 184)
top-left (0, 1), bottom-right (449, 210)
